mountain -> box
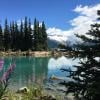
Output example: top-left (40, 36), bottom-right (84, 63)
top-left (47, 38), bottom-right (59, 48)
top-left (47, 34), bottom-right (67, 48)
top-left (47, 33), bottom-right (78, 49)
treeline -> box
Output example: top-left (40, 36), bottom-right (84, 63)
top-left (0, 17), bottom-right (48, 51)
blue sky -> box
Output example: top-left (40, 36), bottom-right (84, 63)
top-left (0, 0), bottom-right (100, 30)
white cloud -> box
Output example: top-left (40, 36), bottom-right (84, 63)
top-left (47, 27), bottom-right (72, 36)
top-left (48, 56), bottom-right (77, 70)
top-left (31, 25), bottom-right (34, 29)
top-left (17, 19), bottom-right (34, 30)
top-left (47, 27), bottom-right (75, 44)
top-left (74, 4), bottom-right (99, 18)
top-left (47, 4), bottom-right (100, 44)
top-left (71, 4), bottom-right (100, 35)
top-left (17, 19), bottom-right (24, 26)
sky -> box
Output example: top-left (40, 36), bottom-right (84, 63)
top-left (0, 0), bottom-right (100, 43)
top-left (0, 0), bottom-right (99, 29)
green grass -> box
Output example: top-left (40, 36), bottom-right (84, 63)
top-left (1, 85), bottom-right (65, 100)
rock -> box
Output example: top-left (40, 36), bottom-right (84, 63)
top-left (16, 86), bottom-right (29, 93)
top-left (50, 75), bottom-right (62, 81)
top-left (40, 94), bottom-right (56, 100)
top-left (1, 96), bottom-right (9, 100)
top-left (49, 95), bottom-right (56, 100)
top-left (50, 75), bottom-right (67, 82)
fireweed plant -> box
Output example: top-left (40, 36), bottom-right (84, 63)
top-left (0, 58), bottom-right (16, 99)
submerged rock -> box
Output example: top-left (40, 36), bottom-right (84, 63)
top-left (49, 75), bottom-right (67, 82)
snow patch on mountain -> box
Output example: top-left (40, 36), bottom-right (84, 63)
top-left (48, 34), bottom-right (67, 44)
top-left (47, 28), bottom-right (78, 47)
top-left (47, 27), bottom-right (74, 45)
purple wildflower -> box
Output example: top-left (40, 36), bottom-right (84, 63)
top-left (0, 60), bottom-right (16, 99)
top-left (0, 59), bottom-right (4, 72)
top-left (1, 63), bottom-right (16, 83)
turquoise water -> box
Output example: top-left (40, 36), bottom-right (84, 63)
top-left (1, 56), bottom-right (78, 90)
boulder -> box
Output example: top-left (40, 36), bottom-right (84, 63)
top-left (16, 86), bottom-right (29, 93)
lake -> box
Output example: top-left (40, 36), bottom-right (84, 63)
top-left (1, 56), bottom-right (78, 90)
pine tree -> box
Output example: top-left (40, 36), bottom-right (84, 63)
top-left (24, 17), bottom-right (29, 50)
top-left (0, 24), bottom-right (3, 50)
top-left (10, 21), bottom-right (14, 50)
top-left (61, 12), bottom-right (100, 100)
top-left (38, 26), bottom-right (43, 50)
top-left (28, 18), bottom-right (33, 50)
top-left (33, 19), bottom-right (48, 51)
top-left (41, 21), bottom-right (48, 50)
top-left (4, 19), bottom-right (10, 51)
top-left (33, 18), bottom-right (39, 51)
top-left (10, 22), bottom-right (13, 49)
top-left (10, 21), bottom-right (16, 51)
top-left (19, 20), bottom-right (24, 51)
top-left (14, 22), bottom-right (20, 50)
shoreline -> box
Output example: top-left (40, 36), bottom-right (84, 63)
top-left (0, 51), bottom-right (51, 57)
top-left (0, 51), bottom-right (68, 57)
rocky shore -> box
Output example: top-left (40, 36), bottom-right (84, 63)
top-left (0, 50), bottom-right (69, 57)
top-left (0, 51), bottom-right (51, 57)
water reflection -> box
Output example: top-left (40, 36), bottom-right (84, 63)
top-left (48, 56), bottom-right (78, 78)
top-left (2, 56), bottom-right (78, 90)
top-left (3, 57), bottom-right (49, 90)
